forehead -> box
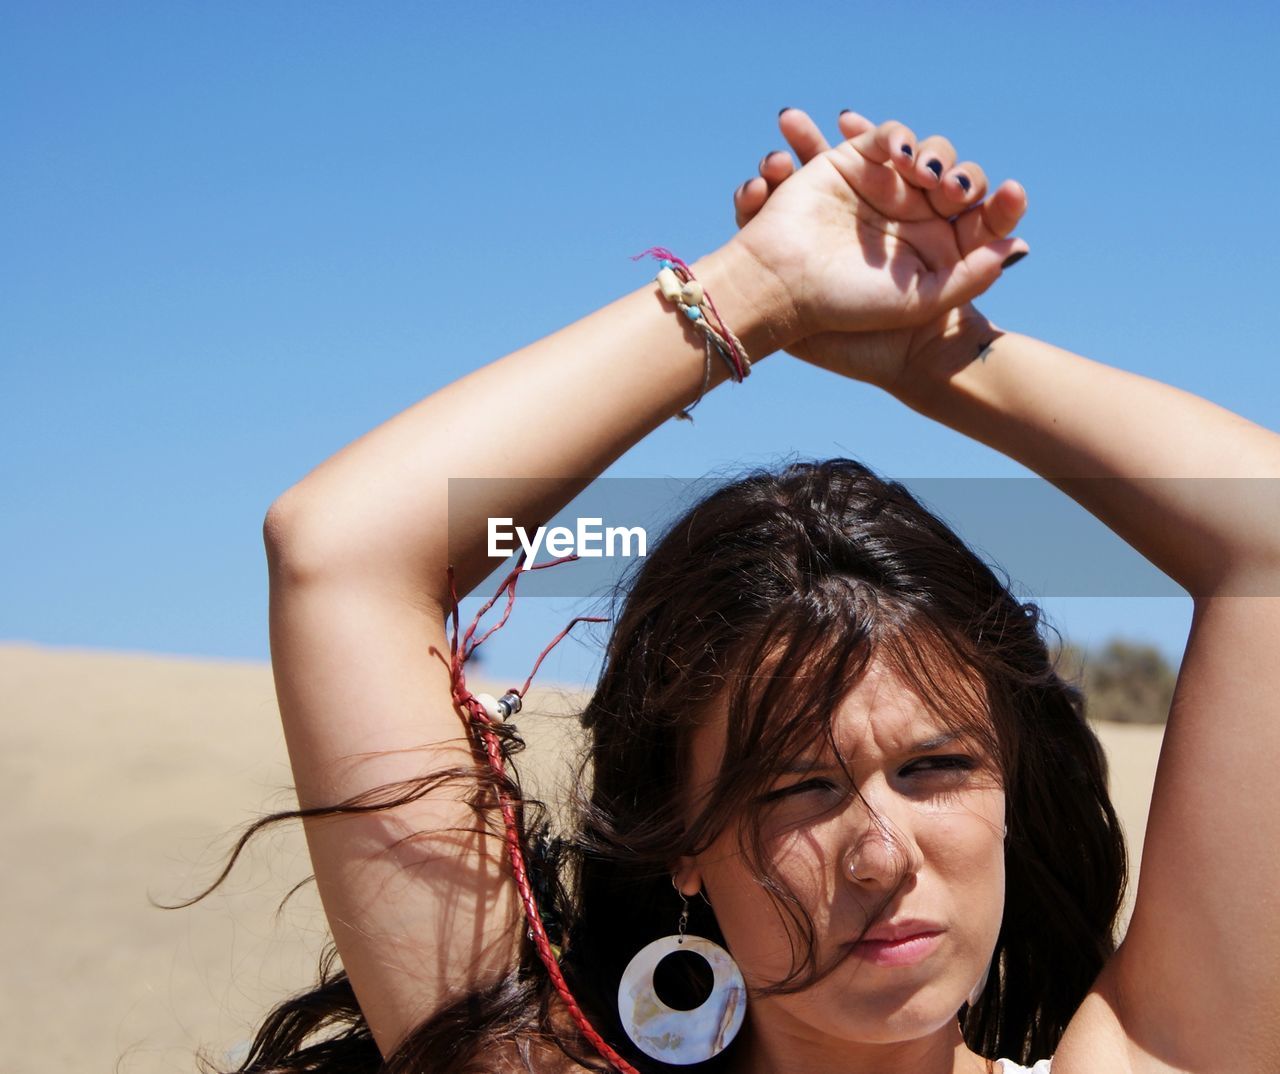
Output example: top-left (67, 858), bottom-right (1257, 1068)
top-left (686, 656), bottom-right (961, 781)
top-left (831, 659), bottom-right (939, 743)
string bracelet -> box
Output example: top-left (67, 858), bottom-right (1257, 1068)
top-left (631, 247), bottom-right (751, 421)
top-left (441, 558), bottom-right (637, 1072)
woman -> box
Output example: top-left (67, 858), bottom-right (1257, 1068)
top-left (203, 108), bottom-right (1280, 1073)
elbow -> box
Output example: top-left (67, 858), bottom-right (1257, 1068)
top-left (262, 487), bottom-right (335, 585)
top-left (262, 487), bottom-right (437, 592)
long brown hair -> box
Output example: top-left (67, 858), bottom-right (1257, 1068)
top-left (167, 458), bottom-right (1127, 1073)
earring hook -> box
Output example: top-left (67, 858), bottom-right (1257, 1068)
top-left (671, 877), bottom-right (691, 944)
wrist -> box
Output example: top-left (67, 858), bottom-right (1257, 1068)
top-left (892, 306), bottom-right (1007, 412)
top-left (690, 239), bottom-right (800, 362)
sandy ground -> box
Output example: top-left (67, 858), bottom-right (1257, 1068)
top-left (0, 642), bottom-right (1163, 1073)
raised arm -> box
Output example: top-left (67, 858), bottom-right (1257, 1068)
top-left (740, 109), bottom-right (1280, 1074)
top-left (261, 243), bottom-right (787, 1059)
top-left (262, 116), bottom-right (1027, 1058)
top-left (903, 324), bottom-right (1280, 1074)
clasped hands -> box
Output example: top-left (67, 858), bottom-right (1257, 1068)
top-left (722, 108), bottom-right (1029, 396)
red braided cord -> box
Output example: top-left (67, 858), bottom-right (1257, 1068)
top-left (446, 561), bottom-right (635, 1072)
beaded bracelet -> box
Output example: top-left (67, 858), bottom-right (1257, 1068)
top-left (632, 247), bottom-right (751, 421)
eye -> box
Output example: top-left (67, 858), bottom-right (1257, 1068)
top-left (757, 777), bottom-right (840, 803)
top-left (903, 755), bottom-right (976, 777)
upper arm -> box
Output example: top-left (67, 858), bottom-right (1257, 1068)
top-left (1052, 577), bottom-right (1280, 1073)
top-left (263, 505), bottom-right (522, 1058)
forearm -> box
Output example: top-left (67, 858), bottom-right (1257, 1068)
top-left (265, 241), bottom-right (790, 603)
top-left (903, 326), bottom-right (1280, 596)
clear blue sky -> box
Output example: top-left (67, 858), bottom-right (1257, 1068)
top-left (5, 2), bottom-right (1278, 690)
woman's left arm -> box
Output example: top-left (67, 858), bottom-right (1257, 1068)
top-left (902, 324), bottom-right (1280, 1074)
top-left (902, 325), bottom-right (1280, 593)
top-left (738, 107), bottom-right (1279, 1070)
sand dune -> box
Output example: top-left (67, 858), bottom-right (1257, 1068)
top-left (0, 642), bottom-right (1161, 1073)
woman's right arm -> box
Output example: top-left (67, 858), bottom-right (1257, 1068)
top-left (262, 116), bottom-right (1024, 1057)
top-left (262, 243), bottom-right (788, 1057)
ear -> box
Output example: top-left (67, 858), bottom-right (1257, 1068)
top-left (671, 856), bottom-right (705, 898)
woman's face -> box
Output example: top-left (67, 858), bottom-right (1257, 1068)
top-left (676, 656), bottom-right (1007, 1053)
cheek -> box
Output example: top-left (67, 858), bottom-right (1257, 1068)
top-left (918, 801), bottom-right (1007, 947)
top-left (698, 833), bottom-right (833, 984)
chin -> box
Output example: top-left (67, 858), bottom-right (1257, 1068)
top-left (794, 973), bottom-right (966, 1044)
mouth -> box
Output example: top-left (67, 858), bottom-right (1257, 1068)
top-left (845, 930), bottom-right (944, 968)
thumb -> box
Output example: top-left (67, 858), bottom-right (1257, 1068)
top-left (915, 237), bottom-right (1029, 317)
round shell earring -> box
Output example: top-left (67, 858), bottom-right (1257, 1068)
top-left (617, 885), bottom-right (747, 1065)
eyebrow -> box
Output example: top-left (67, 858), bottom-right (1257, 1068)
top-left (779, 731), bottom-right (962, 773)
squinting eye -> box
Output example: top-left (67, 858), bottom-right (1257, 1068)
top-left (904, 755), bottom-right (976, 776)
top-left (758, 778), bottom-right (839, 803)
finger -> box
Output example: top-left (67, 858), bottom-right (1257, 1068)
top-left (979, 179), bottom-right (1028, 238)
top-left (829, 119), bottom-right (933, 223)
top-left (836, 110), bottom-right (875, 142)
top-left (953, 179), bottom-right (1028, 253)
top-left (848, 118), bottom-right (918, 167)
top-left (745, 111), bottom-right (878, 223)
top-left (911, 135), bottom-right (957, 190)
top-left (926, 159), bottom-right (988, 221)
top-left (777, 107), bottom-right (831, 164)
top-left (849, 118), bottom-right (927, 194)
top-left (733, 141), bottom-right (809, 227)
top-left (733, 176), bottom-right (771, 228)
top-left (758, 148), bottom-right (797, 191)
top-left (915, 237), bottom-right (1031, 316)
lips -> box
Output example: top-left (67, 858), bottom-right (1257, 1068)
top-left (843, 918), bottom-right (947, 969)
top-left (847, 925), bottom-right (945, 969)
top-left (858, 918), bottom-right (946, 944)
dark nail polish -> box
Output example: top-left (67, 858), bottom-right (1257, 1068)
top-left (926, 158), bottom-right (943, 178)
top-left (1001, 251), bottom-right (1028, 270)
top-left (956, 174), bottom-right (972, 192)
top-left (901, 144), bottom-right (914, 159)
top-left (840, 108), bottom-right (853, 115)
top-left (779, 106), bottom-right (794, 117)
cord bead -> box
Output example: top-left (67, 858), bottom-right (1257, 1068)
top-left (473, 692), bottom-right (504, 721)
top-left (656, 266), bottom-right (685, 303)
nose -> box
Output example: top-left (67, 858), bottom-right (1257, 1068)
top-left (842, 810), bottom-right (922, 887)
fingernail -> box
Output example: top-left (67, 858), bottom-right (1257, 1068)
top-left (956, 174), bottom-right (972, 193)
top-left (925, 158), bottom-right (943, 178)
top-left (901, 144), bottom-right (914, 159)
top-left (1001, 250), bottom-right (1028, 270)
top-left (779, 106), bottom-right (794, 117)
top-left (840, 108), bottom-right (853, 115)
